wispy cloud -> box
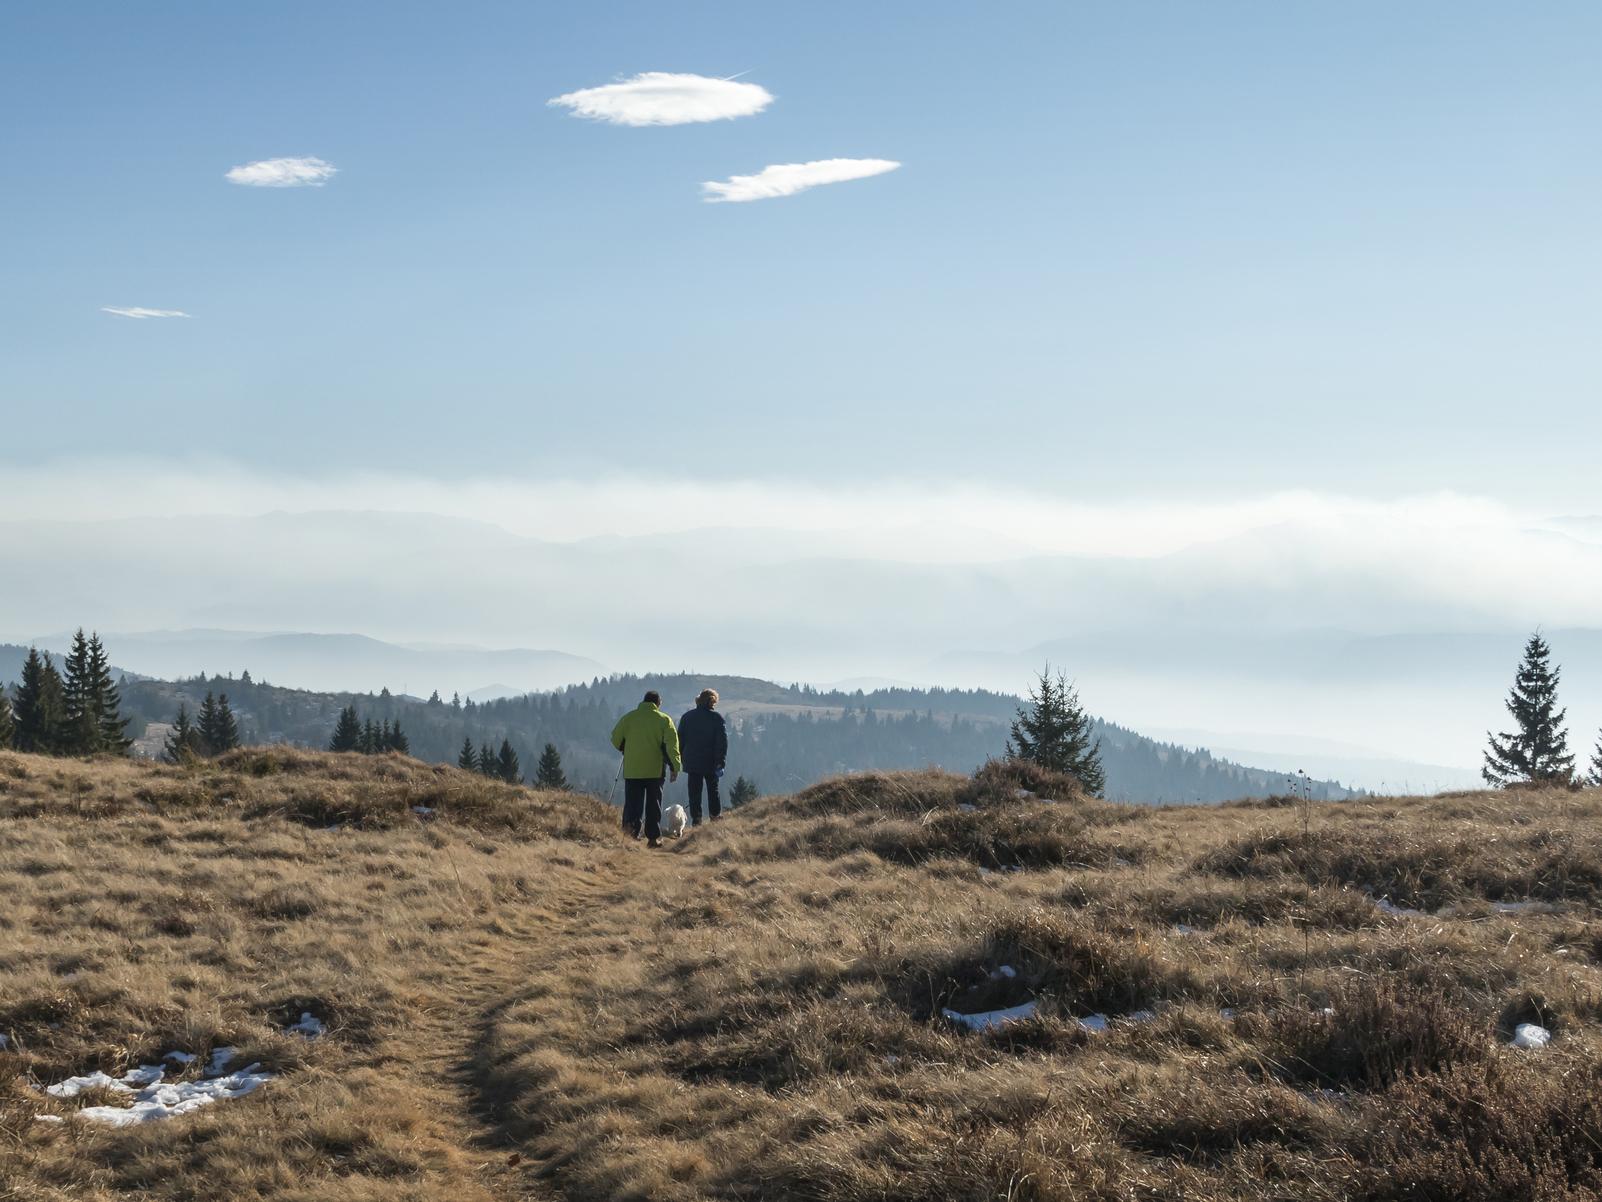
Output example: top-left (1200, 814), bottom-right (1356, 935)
top-left (224, 156), bottom-right (338, 187)
top-left (101, 307), bottom-right (190, 319)
top-left (548, 71), bottom-right (773, 126)
top-left (702, 157), bottom-right (900, 203)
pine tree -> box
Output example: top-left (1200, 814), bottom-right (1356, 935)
top-left (1588, 731), bottom-right (1602, 788)
top-left (534, 742), bottom-right (567, 789)
top-left (212, 694), bottom-right (240, 753)
top-left (1007, 667), bottom-right (1106, 796)
top-left (329, 705), bottom-right (362, 752)
top-left (164, 705), bottom-right (203, 763)
top-left (457, 736), bottom-right (476, 770)
top-left (0, 684), bottom-right (13, 748)
top-left (497, 739), bottom-right (520, 784)
top-left (13, 649), bottom-right (66, 754)
top-left (1484, 633), bottom-right (1575, 787)
top-left (197, 692), bottom-right (222, 756)
top-left (61, 629), bottom-right (98, 754)
top-left (728, 776), bottom-right (759, 808)
top-left (89, 635), bottom-right (131, 754)
top-left (477, 743), bottom-right (497, 776)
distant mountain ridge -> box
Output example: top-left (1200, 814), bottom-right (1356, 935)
top-left (2, 657), bottom-right (1366, 805)
top-left (14, 629), bottom-right (604, 698)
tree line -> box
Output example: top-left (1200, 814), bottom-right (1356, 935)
top-left (1483, 631), bottom-right (1602, 788)
top-left (0, 632), bottom-right (131, 756)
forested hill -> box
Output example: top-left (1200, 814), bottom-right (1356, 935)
top-left (0, 646), bottom-right (1357, 803)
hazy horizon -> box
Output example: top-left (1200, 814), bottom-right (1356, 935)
top-left (7, 3), bottom-right (1602, 788)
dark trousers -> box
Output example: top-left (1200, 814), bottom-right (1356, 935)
top-left (622, 778), bottom-right (663, 840)
top-left (687, 772), bottom-right (721, 823)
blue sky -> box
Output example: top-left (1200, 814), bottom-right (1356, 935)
top-left (4, 1), bottom-right (1602, 500)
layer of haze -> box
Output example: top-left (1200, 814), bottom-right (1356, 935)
top-left (5, 2), bottom-right (1602, 785)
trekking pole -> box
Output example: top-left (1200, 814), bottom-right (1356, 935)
top-left (605, 756), bottom-right (623, 806)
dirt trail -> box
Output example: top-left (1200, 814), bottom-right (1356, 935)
top-left (373, 846), bottom-right (638, 1201)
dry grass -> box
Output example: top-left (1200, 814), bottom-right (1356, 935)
top-left (0, 747), bottom-right (616, 1201)
top-left (480, 772), bottom-right (1602, 1201)
top-left (6, 752), bottom-right (1602, 1201)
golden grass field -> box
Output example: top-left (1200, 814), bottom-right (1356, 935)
top-left (5, 750), bottom-right (1602, 1201)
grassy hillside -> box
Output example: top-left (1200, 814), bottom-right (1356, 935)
top-left (6, 751), bottom-right (1598, 1200)
top-left (0, 747), bottom-right (617, 1201)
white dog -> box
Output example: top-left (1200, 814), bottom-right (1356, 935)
top-left (663, 803), bottom-right (688, 839)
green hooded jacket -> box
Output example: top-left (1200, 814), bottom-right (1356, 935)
top-left (610, 701), bottom-right (682, 780)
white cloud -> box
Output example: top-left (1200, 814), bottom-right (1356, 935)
top-left (224, 156), bottom-right (338, 187)
top-left (701, 157), bottom-right (900, 203)
top-left (548, 71), bottom-right (772, 126)
top-left (101, 307), bottom-right (190, 319)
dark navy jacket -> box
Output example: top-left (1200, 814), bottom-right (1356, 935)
top-left (677, 704), bottom-right (728, 775)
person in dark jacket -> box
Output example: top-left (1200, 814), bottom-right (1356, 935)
top-left (678, 688), bottom-right (728, 826)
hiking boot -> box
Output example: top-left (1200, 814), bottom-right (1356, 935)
top-left (647, 838), bottom-right (661, 849)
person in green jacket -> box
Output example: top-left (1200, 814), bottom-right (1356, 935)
top-left (609, 690), bottom-right (682, 847)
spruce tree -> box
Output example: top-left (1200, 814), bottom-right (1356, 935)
top-left (197, 692), bottom-right (223, 756)
top-left (164, 705), bottom-right (202, 763)
top-left (388, 721), bottom-right (409, 755)
top-left (457, 736), bottom-right (476, 770)
top-left (13, 649), bottom-right (66, 754)
top-left (360, 718), bottom-right (379, 754)
top-left (89, 635), bottom-right (131, 754)
top-left (1484, 633), bottom-right (1575, 787)
top-left (497, 739), bottom-right (520, 784)
top-left (61, 629), bottom-right (98, 754)
top-left (0, 684), bottom-right (13, 748)
top-left (534, 742), bottom-right (567, 789)
top-left (1589, 731), bottom-right (1602, 788)
top-left (329, 705), bottom-right (362, 752)
top-left (1007, 667), bottom-right (1106, 796)
top-left (477, 743), bottom-right (497, 776)
top-left (729, 776), bottom-right (759, 808)
top-left (211, 694), bottom-right (240, 753)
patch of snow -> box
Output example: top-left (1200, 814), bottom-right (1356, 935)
top-left (1124, 1009), bottom-right (1157, 1023)
top-left (943, 1000), bottom-right (1038, 1032)
top-left (47, 1070), bottom-right (134, 1099)
top-left (411, 805), bottom-right (435, 817)
top-left (1014, 788), bottom-right (1033, 800)
top-left (1173, 923), bottom-right (1196, 935)
top-left (285, 1012), bottom-right (325, 1039)
top-left (1492, 901), bottom-right (1541, 914)
top-left (1370, 892), bottom-right (1425, 918)
top-left (1078, 1013), bottom-right (1111, 1033)
top-left (34, 1114), bottom-right (64, 1124)
top-left (1512, 1023), bottom-right (1551, 1049)
top-left (990, 964), bottom-right (1017, 980)
top-left (163, 1050), bottom-right (196, 1065)
top-left (206, 1047), bottom-right (240, 1077)
top-left (0, 1033), bottom-right (8, 1049)
top-left (1219, 1007), bottom-right (1236, 1020)
top-left (957, 803), bottom-right (977, 813)
top-left (76, 1063), bottom-right (272, 1126)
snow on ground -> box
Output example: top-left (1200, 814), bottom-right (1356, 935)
top-left (942, 1000), bottom-right (1038, 1032)
top-left (411, 805), bottom-right (435, 817)
top-left (36, 1015), bottom-right (324, 1126)
top-left (1369, 893), bottom-right (1427, 918)
top-left (1512, 1023), bottom-right (1551, 1049)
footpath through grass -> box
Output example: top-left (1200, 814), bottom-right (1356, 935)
top-left (7, 752), bottom-right (1602, 1201)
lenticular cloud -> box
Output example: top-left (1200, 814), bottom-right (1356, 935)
top-left (701, 158), bottom-right (901, 203)
top-left (548, 72), bottom-right (773, 126)
top-left (225, 156), bottom-right (338, 187)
